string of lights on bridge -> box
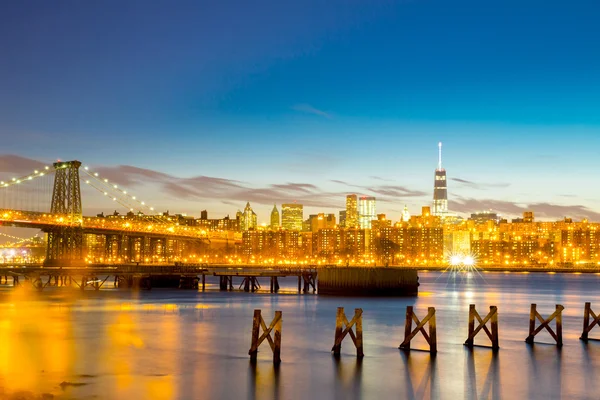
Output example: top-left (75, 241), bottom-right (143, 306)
top-left (81, 166), bottom-right (169, 222)
top-left (0, 166), bottom-right (52, 188)
top-left (0, 232), bottom-right (40, 246)
top-left (0, 162), bottom-right (167, 223)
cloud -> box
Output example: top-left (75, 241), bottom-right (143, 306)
top-left (93, 165), bottom-right (173, 186)
top-left (330, 179), bottom-right (349, 185)
top-left (0, 155), bottom-right (48, 175)
top-left (87, 164), bottom-right (344, 209)
top-left (370, 176), bottom-right (394, 182)
top-left (451, 177), bottom-right (510, 190)
top-left (366, 185), bottom-right (427, 198)
top-left (450, 198), bottom-right (600, 221)
top-left (291, 103), bottom-right (332, 118)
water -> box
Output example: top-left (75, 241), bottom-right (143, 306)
top-left (1, 271), bottom-right (600, 399)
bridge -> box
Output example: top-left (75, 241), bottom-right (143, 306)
top-left (0, 160), bottom-right (232, 267)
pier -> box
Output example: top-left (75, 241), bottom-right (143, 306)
top-left (0, 263), bottom-right (319, 292)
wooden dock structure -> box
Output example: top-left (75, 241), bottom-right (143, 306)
top-left (0, 263), bottom-right (318, 292)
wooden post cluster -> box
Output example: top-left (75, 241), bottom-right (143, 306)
top-left (465, 305), bottom-right (499, 350)
top-left (399, 306), bottom-right (437, 354)
top-left (525, 304), bottom-right (563, 347)
top-left (244, 302), bottom-right (600, 364)
top-left (249, 309), bottom-right (282, 364)
top-left (332, 307), bottom-right (364, 358)
top-left (580, 302), bottom-right (600, 341)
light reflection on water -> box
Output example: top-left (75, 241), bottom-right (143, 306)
top-left (0, 272), bottom-right (599, 399)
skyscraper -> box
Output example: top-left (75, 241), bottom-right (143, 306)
top-left (270, 204), bottom-right (280, 230)
top-left (339, 210), bottom-right (347, 228)
top-left (432, 142), bottom-right (448, 216)
top-left (241, 202), bottom-right (257, 231)
top-left (282, 203), bottom-right (303, 231)
top-left (401, 205), bottom-right (411, 223)
top-left (345, 194), bottom-right (358, 228)
top-left (358, 196), bottom-right (376, 229)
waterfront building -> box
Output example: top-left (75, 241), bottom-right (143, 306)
top-left (315, 229), bottom-right (341, 258)
top-left (340, 228), bottom-right (368, 259)
top-left (345, 194), bottom-right (358, 228)
top-left (197, 215), bottom-right (239, 231)
top-left (270, 205), bottom-right (280, 230)
top-left (443, 230), bottom-right (471, 255)
top-left (432, 142), bottom-right (449, 217)
top-left (358, 196), bottom-right (376, 229)
top-left (282, 203), bottom-right (303, 231)
top-left (241, 230), bottom-right (300, 260)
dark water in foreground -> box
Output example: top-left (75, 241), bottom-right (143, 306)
top-left (1, 271), bottom-right (600, 400)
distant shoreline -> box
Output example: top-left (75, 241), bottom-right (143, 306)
top-left (415, 266), bottom-right (600, 274)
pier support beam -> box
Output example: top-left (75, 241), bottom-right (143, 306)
top-left (580, 302), bottom-right (600, 342)
top-left (399, 306), bottom-right (437, 354)
top-left (525, 304), bottom-right (563, 346)
top-left (464, 305), bottom-right (499, 350)
top-left (248, 309), bottom-right (282, 364)
top-left (332, 307), bottom-right (364, 358)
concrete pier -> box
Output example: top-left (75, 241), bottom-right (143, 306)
top-left (318, 267), bottom-right (418, 296)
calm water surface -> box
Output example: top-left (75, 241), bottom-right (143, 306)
top-left (1, 271), bottom-right (600, 400)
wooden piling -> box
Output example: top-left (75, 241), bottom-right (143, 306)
top-left (464, 305), bottom-right (499, 350)
top-left (331, 307), bottom-right (364, 358)
top-left (202, 274), bottom-right (206, 291)
top-left (579, 302), bottom-right (600, 341)
top-left (399, 306), bottom-right (437, 354)
top-left (525, 304), bottom-right (564, 347)
top-left (248, 309), bottom-right (283, 364)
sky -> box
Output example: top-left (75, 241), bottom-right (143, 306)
top-left (1, 0), bottom-right (600, 223)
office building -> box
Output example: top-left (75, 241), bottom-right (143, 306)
top-left (358, 196), bottom-right (376, 229)
top-left (345, 194), bottom-right (358, 228)
top-left (270, 205), bottom-right (280, 230)
top-left (432, 142), bottom-right (449, 217)
top-left (241, 202), bottom-right (257, 231)
top-left (282, 203), bottom-right (303, 231)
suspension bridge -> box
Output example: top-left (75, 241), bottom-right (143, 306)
top-left (0, 160), bottom-right (218, 267)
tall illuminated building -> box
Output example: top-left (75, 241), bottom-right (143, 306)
top-left (282, 203), bottom-right (303, 231)
top-left (401, 205), bottom-right (411, 223)
top-left (345, 194), bottom-right (358, 228)
top-left (241, 202), bottom-right (257, 231)
top-left (432, 142), bottom-right (448, 217)
top-left (358, 196), bottom-right (376, 229)
top-left (270, 205), bottom-right (280, 230)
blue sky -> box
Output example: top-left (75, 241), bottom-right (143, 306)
top-left (1, 0), bottom-right (599, 222)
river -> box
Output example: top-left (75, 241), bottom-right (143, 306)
top-left (1, 271), bottom-right (599, 399)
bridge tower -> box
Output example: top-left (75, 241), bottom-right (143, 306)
top-left (45, 160), bottom-right (85, 267)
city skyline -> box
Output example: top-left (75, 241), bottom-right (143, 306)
top-left (2, 146), bottom-right (600, 224)
top-left (1, 1), bottom-right (600, 222)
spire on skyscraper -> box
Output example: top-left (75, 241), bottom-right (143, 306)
top-left (432, 142), bottom-right (448, 216)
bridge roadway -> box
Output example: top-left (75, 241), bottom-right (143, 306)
top-left (0, 209), bottom-right (238, 243)
top-left (0, 263), bottom-right (318, 292)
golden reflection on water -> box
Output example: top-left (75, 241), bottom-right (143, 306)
top-left (0, 289), bottom-right (75, 397)
top-left (400, 351), bottom-right (439, 399)
top-left (0, 288), bottom-right (193, 399)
